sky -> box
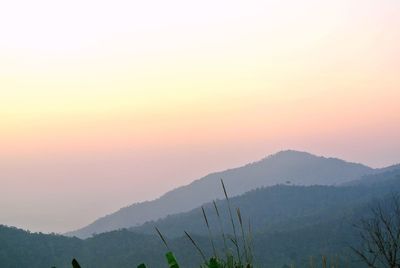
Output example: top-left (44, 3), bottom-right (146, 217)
top-left (1, 0), bottom-right (400, 233)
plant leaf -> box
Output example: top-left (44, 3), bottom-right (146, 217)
top-left (165, 251), bottom-right (180, 268)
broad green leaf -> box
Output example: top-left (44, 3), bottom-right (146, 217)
top-left (165, 251), bottom-right (180, 268)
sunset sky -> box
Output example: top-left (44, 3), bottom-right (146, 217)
top-left (1, 0), bottom-right (400, 233)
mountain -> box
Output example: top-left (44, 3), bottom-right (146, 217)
top-left (0, 225), bottom-right (83, 268)
top-left (343, 165), bottom-right (400, 186)
top-left (67, 150), bottom-right (374, 238)
top-left (131, 169), bottom-right (400, 237)
top-left (375, 163), bottom-right (400, 173)
top-left (3, 170), bottom-right (400, 267)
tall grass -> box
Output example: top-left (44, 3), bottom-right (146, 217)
top-left (178, 179), bottom-right (254, 268)
top-left (139, 178), bottom-right (255, 268)
top-left (221, 179), bottom-right (242, 265)
top-left (202, 206), bottom-right (217, 258)
top-left (213, 199), bottom-right (228, 256)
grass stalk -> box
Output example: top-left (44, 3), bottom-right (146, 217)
top-left (237, 208), bottom-right (249, 263)
top-left (322, 256), bottom-right (327, 268)
top-left (155, 227), bottom-right (170, 251)
top-left (221, 178), bottom-right (242, 264)
top-left (213, 200), bottom-right (229, 256)
top-left (184, 231), bottom-right (207, 263)
top-left (201, 206), bottom-right (218, 259)
top-left (247, 219), bottom-right (254, 264)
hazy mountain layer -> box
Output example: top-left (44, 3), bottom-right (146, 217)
top-left (67, 150), bottom-right (374, 238)
top-left (131, 169), bottom-right (400, 237)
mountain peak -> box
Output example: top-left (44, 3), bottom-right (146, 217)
top-left (67, 150), bottom-right (375, 238)
top-left (262, 150), bottom-right (370, 169)
top-left (267, 149), bottom-right (316, 159)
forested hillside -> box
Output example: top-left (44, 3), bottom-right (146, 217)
top-left (2, 169), bottom-right (399, 267)
top-left (132, 169), bottom-right (400, 237)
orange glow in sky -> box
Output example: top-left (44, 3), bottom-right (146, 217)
top-left (1, 0), bottom-right (400, 233)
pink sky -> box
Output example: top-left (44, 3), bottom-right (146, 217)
top-left (1, 0), bottom-right (400, 233)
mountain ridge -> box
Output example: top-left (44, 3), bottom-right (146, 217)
top-left (130, 169), bottom-right (400, 237)
top-left (66, 150), bottom-right (374, 238)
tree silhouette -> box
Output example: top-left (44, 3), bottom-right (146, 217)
top-left (352, 194), bottom-right (400, 268)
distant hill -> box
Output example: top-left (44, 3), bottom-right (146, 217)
top-left (0, 225), bottom-right (83, 268)
top-left (343, 165), bottom-right (400, 186)
top-left (67, 150), bottom-right (374, 238)
top-left (131, 169), bottom-right (400, 237)
top-left (375, 163), bottom-right (400, 173)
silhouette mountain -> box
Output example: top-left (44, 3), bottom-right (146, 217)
top-left (66, 150), bottom-right (374, 238)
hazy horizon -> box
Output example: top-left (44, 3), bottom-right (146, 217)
top-left (1, 0), bottom-right (400, 233)
top-left (1, 149), bottom-right (398, 234)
